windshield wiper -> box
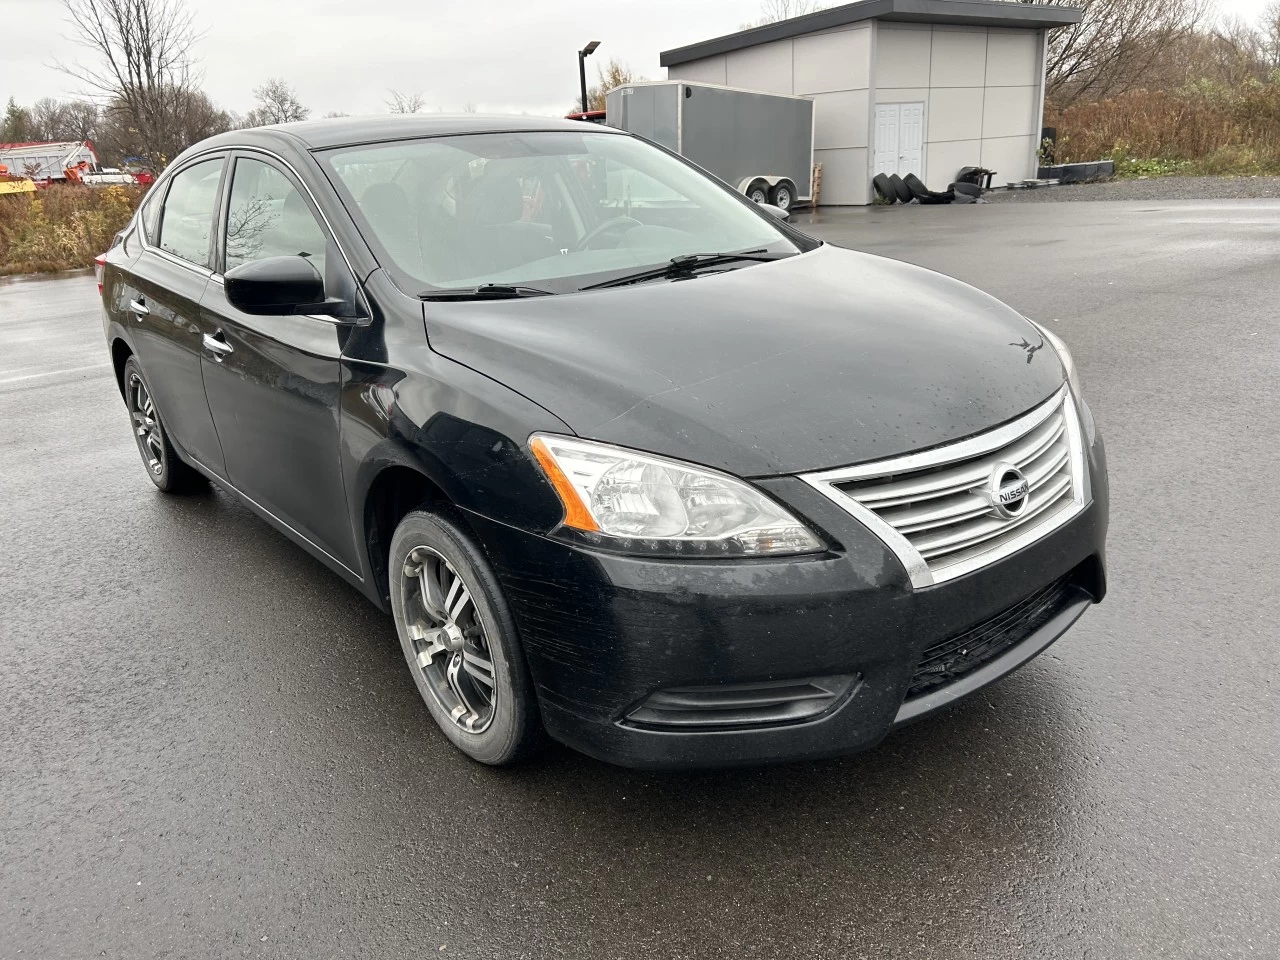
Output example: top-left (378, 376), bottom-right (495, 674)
top-left (418, 284), bottom-right (555, 301)
top-left (580, 249), bottom-right (785, 291)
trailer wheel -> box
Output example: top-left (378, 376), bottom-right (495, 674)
top-left (769, 179), bottom-right (796, 212)
top-left (745, 179), bottom-right (770, 204)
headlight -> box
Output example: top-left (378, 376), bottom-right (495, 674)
top-left (529, 434), bottom-right (825, 557)
top-left (1029, 319), bottom-right (1083, 398)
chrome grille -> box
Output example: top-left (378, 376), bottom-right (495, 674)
top-left (801, 388), bottom-right (1086, 586)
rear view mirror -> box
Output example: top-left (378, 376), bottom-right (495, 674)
top-left (759, 203), bottom-right (790, 222)
top-left (224, 256), bottom-right (327, 316)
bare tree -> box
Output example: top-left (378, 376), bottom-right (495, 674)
top-left (26, 97), bottom-right (101, 142)
top-left (576, 58), bottom-right (644, 112)
top-left (462, 102), bottom-right (478, 113)
top-left (1017, 0), bottom-right (1209, 104)
top-left (93, 88), bottom-right (232, 164)
top-left (55, 0), bottom-right (201, 161)
top-left (245, 78), bottom-right (309, 126)
top-left (1261, 0), bottom-right (1280, 68)
top-left (743, 0), bottom-right (827, 28)
top-left (386, 90), bottom-right (426, 114)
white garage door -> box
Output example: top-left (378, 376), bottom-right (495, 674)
top-left (872, 103), bottom-right (925, 180)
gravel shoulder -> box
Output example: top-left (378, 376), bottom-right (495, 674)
top-left (986, 174), bottom-right (1280, 202)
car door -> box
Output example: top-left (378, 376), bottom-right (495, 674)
top-left (198, 151), bottom-right (362, 571)
top-left (124, 155), bottom-right (228, 474)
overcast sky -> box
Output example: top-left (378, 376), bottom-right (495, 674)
top-left (3, 0), bottom-right (1273, 119)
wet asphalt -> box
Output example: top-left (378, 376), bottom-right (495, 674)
top-left (2, 200), bottom-right (1278, 959)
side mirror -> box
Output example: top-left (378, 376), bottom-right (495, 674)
top-left (224, 256), bottom-right (329, 316)
top-left (758, 203), bottom-right (791, 222)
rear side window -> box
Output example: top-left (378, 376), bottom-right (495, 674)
top-left (224, 156), bottom-right (327, 278)
top-left (157, 158), bottom-right (224, 267)
top-left (139, 187), bottom-right (163, 242)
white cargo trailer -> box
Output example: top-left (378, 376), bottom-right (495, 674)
top-left (605, 81), bottom-right (815, 212)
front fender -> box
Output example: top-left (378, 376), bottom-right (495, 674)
top-left (339, 350), bottom-right (575, 601)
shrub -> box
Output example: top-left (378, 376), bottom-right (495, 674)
top-left (0, 184), bottom-right (145, 275)
top-left (1047, 82), bottom-right (1280, 176)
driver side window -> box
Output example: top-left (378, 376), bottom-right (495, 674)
top-left (224, 157), bottom-right (327, 281)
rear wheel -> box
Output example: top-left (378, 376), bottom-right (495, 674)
top-left (122, 357), bottom-right (205, 493)
top-left (389, 508), bottom-right (544, 765)
top-left (769, 179), bottom-right (796, 212)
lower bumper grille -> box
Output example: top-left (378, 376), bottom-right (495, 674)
top-left (624, 675), bottom-right (858, 730)
top-left (906, 575), bottom-right (1077, 699)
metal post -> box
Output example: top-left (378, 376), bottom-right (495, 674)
top-left (579, 51), bottom-right (589, 113)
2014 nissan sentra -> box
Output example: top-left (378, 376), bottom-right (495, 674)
top-left (99, 116), bottom-right (1108, 769)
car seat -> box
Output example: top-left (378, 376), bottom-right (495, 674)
top-left (359, 182), bottom-right (419, 271)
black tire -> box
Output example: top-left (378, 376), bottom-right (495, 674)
top-left (893, 173), bottom-right (918, 203)
top-left (389, 508), bottom-right (544, 765)
top-left (872, 173), bottom-right (896, 203)
top-left (769, 179), bottom-right (796, 211)
top-left (121, 356), bottom-right (206, 493)
top-left (901, 174), bottom-right (931, 199)
top-left (745, 178), bottom-right (770, 204)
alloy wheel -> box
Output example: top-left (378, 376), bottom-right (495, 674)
top-left (400, 545), bottom-right (497, 733)
top-left (128, 372), bottom-right (165, 475)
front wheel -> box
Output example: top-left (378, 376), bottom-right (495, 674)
top-left (389, 508), bottom-right (544, 765)
top-left (745, 178), bottom-right (770, 204)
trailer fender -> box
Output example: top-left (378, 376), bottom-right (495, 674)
top-left (739, 176), bottom-right (776, 204)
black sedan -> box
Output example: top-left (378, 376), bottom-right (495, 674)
top-left (99, 115), bottom-right (1107, 769)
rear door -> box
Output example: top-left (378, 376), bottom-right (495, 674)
top-left (198, 151), bottom-right (361, 571)
top-left (124, 155), bottom-right (228, 474)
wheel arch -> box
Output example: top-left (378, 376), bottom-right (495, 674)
top-left (110, 337), bottom-right (134, 399)
top-left (362, 462), bottom-right (454, 607)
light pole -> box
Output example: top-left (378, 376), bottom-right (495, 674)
top-left (578, 40), bottom-right (601, 114)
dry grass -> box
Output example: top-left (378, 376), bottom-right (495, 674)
top-left (1048, 82), bottom-right (1280, 176)
top-left (0, 184), bottom-right (145, 275)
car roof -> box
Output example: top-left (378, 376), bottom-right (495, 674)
top-left (196, 114), bottom-right (621, 153)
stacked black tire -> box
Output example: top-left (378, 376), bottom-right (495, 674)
top-left (872, 169), bottom-right (992, 205)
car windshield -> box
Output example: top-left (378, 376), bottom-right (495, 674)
top-left (320, 130), bottom-right (810, 294)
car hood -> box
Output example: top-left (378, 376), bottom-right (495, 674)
top-left (423, 244), bottom-right (1066, 477)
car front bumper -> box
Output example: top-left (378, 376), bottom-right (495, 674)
top-left (465, 434), bottom-right (1108, 770)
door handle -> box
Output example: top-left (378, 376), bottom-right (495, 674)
top-left (128, 298), bottom-right (149, 318)
top-left (202, 332), bottom-right (234, 358)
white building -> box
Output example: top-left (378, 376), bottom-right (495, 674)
top-left (661, 0), bottom-right (1081, 204)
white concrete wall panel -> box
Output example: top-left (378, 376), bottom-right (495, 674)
top-left (925, 87), bottom-right (984, 143)
top-left (813, 147), bottom-right (869, 204)
top-left (668, 57), bottom-right (727, 85)
top-left (794, 26), bottom-right (871, 93)
top-left (725, 42), bottom-right (795, 93)
top-left (811, 90), bottom-right (869, 149)
top-left (930, 28), bottom-right (988, 87)
top-left (985, 30), bottom-right (1039, 86)
top-left (876, 26), bottom-right (932, 89)
top-left (982, 85), bottom-right (1037, 139)
top-left (981, 135), bottom-right (1036, 182)
top-left (924, 138), bottom-right (983, 190)
top-left (876, 86), bottom-right (930, 104)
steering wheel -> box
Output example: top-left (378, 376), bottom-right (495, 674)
top-left (575, 216), bottom-right (642, 252)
